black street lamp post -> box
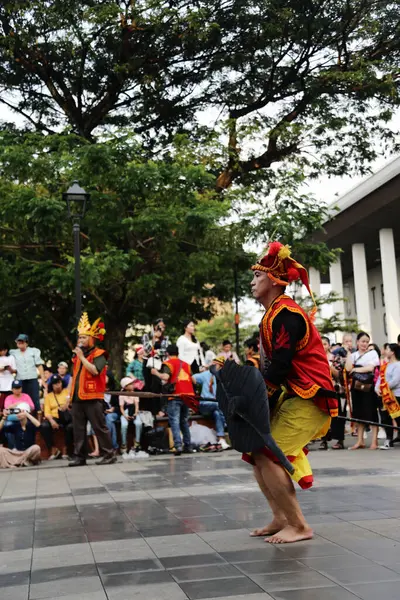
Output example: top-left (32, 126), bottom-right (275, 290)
top-left (63, 181), bottom-right (90, 322)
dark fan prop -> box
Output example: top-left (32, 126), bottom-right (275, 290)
top-left (211, 360), bottom-right (294, 474)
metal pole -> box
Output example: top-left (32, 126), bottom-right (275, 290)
top-left (234, 264), bottom-right (240, 356)
top-left (73, 221), bottom-right (81, 321)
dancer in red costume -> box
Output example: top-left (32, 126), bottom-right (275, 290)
top-left (246, 242), bottom-right (337, 544)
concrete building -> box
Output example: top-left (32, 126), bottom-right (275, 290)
top-left (313, 156), bottom-right (400, 346)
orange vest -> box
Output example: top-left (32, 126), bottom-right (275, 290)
top-left (72, 347), bottom-right (107, 401)
top-left (261, 294), bottom-right (337, 416)
top-left (163, 357), bottom-right (194, 396)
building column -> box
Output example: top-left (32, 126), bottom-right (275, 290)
top-left (351, 243), bottom-right (372, 334)
top-left (329, 259), bottom-right (346, 340)
top-left (309, 267), bottom-right (321, 297)
top-left (379, 228), bottom-right (400, 341)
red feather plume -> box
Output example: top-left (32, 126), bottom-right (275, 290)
top-left (287, 266), bottom-right (300, 282)
top-left (268, 241), bottom-right (283, 256)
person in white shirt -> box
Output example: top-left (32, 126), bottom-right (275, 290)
top-left (0, 342), bottom-right (17, 412)
top-left (345, 331), bottom-right (380, 450)
top-left (176, 320), bottom-right (205, 374)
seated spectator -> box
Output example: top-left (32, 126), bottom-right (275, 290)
top-left (192, 357), bottom-right (230, 450)
top-left (220, 340), bottom-right (240, 363)
top-left (244, 338), bottom-right (260, 369)
top-left (126, 346), bottom-right (146, 382)
top-left (0, 407), bottom-right (41, 467)
top-left (119, 376), bottom-right (146, 459)
top-left (3, 380), bottom-right (35, 444)
top-left (89, 371), bottom-right (120, 456)
top-left (151, 344), bottom-right (193, 455)
top-left (41, 375), bottom-right (74, 460)
top-left (46, 362), bottom-right (71, 393)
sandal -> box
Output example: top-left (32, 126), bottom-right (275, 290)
top-left (332, 442), bottom-right (344, 450)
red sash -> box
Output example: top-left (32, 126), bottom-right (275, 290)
top-left (380, 362), bottom-right (400, 419)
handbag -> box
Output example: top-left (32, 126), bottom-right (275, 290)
top-left (352, 361), bottom-right (374, 393)
top-left (53, 393), bottom-right (72, 425)
top-left (163, 360), bottom-right (182, 395)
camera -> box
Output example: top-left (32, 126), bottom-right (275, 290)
top-left (8, 408), bottom-right (21, 415)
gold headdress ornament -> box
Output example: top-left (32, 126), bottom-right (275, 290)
top-left (77, 313), bottom-right (106, 341)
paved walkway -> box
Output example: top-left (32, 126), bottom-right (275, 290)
top-left (1, 446), bottom-right (400, 600)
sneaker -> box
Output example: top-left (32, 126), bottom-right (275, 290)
top-left (128, 449), bottom-right (137, 459)
top-left (172, 447), bottom-right (182, 456)
top-left (122, 452), bottom-right (130, 460)
top-left (183, 446), bottom-right (194, 454)
top-left (136, 450), bottom-right (149, 459)
top-left (219, 438), bottom-right (230, 451)
top-left (48, 449), bottom-right (61, 460)
top-left (380, 441), bottom-right (392, 450)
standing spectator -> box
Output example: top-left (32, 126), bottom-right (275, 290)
top-left (220, 340), bottom-right (240, 363)
top-left (176, 320), bottom-right (204, 374)
top-left (41, 375), bottom-right (74, 460)
top-left (0, 342), bottom-right (16, 413)
top-left (0, 408), bottom-right (41, 467)
top-left (201, 342), bottom-right (216, 367)
top-left (330, 346), bottom-right (350, 449)
top-left (119, 376), bottom-right (144, 459)
top-left (103, 371), bottom-right (120, 455)
top-left (192, 358), bottom-right (230, 450)
top-left (375, 343), bottom-right (400, 449)
top-left (152, 344), bottom-right (193, 455)
top-left (345, 331), bottom-right (380, 450)
top-left (3, 380), bottom-right (36, 446)
top-left (342, 333), bottom-right (355, 353)
top-left (319, 337), bottom-right (334, 450)
top-left (69, 313), bottom-right (116, 467)
top-left (126, 345), bottom-right (146, 382)
top-left (10, 334), bottom-right (45, 412)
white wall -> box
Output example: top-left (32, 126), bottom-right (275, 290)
top-left (343, 260), bottom-right (400, 346)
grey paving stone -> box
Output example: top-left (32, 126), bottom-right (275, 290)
top-left (179, 575), bottom-right (264, 599)
top-left (169, 563), bottom-right (242, 582)
top-left (2, 584), bottom-right (29, 600)
top-left (235, 559), bottom-right (305, 575)
top-left (102, 569), bottom-right (174, 587)
top-left (268, 587), bottom-right (362, 600)
top-left (199, 595), bottom-right (273, 600)
top-left (105, 582), bottom-right (189, 600)
top-left (31, 564), bottom-right (98, 584)
top-left (248, 570), bottom-right (336, 592)
top-left (347, 581), bottom-right (400, 600)
top-left (146, 533), bottom-right (216, 558)
top-left (0, 569), bottom-right (30, 587)
top-left (31, 594), bottom-right (107, 600)
top-left (29, 576), bottom-right (104, 599)
top-left (97, 558), bottom-right (162, 575)
top-left (160, 553), bottom-right (226, 569)
top-left (319, 564), bottom-right (400, 585)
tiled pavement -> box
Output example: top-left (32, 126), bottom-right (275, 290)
top-left (2, 447), bottom-right (400, 600)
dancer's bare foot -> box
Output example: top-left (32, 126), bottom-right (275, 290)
top-left (250, 518), bottom-right (287, 537)
top-left (266, 525), bottom-right (313, 544)
top-left (349, 443), bottom-right (365, 450)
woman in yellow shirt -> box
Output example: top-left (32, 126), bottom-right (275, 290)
top-left (41, 375), bottom-right (74, 459)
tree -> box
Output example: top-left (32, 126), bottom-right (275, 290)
top-left (0, 128), bottom-right (253, 375)
top-left (297, 292), bottom-right (359, 336)
top-left (0, 1), bottom-right (399, 190)
top-left (196, 312), bottom-right (256, 355)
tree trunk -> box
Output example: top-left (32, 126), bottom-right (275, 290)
top-left (105, 318), bottom-right (129, 381)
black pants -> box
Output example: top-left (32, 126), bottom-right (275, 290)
top-left (330, 396), bottom-right (347, 442)
top-left (380, 409), bottom-right (400, 442)
top-left (41, 418), bottom-right (74, 456)
top-left (21, 379), bottom-right (41, 412)
top-left (71, 400), bottom-right (113, 460)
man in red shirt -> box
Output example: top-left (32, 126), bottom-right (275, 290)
top-left (247, 242), bottom-right (337, 544)
top-left (152, 344), bottom-right (193, 455)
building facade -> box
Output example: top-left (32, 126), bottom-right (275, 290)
top-left (313, 156), bottom-right (400, 346)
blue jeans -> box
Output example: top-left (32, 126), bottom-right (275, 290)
top-left (105, 412), bottom-right (120, 450)
top-left (167, 400), bottom-right (191, 450)
top-left (120, 411), bottom-right (143, 447)
top-left (200, 400), bottom-right (226, 437)
top-left (3, 419), bottom-right (17, 449)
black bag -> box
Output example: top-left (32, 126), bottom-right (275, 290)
top-left (143, 426), bottom-right (170, 453)
top-left (53, 393), bottom-right (72, 426)
top-left (163, 360), bottom-right (182, 395)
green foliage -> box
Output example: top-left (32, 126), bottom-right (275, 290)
top-left (298, 292), bottom-right (359, 336)
top-left (0, 1), bottom-right (399, 188)
top-left (196, 313), bottom-right (257, 355)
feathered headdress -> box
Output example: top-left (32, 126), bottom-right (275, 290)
top-left (251, 242), bottom-right (317, 317)
top-left (77, 313), bottom-right (106, 341)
